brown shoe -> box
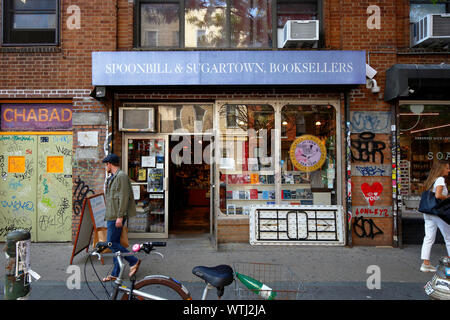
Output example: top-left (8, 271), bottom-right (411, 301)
top-left (129, 259), bottom-right (141, 278)
top-left (102, 275), bottom-right (117, 282)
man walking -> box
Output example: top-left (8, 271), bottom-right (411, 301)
top-left (102, 153), bottom-right (140, 282)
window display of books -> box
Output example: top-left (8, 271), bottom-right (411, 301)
top-left (281, 188), bottom-right (313, 205)
top-left (128, 199), bottom-right (165, 232)
top-left (281, 172), bottom-right (310, 184)
top-left (223, 172), bottom-right (275, 215)
top-left (222, 171), bottom-right (317, 215)
top-left (280, 172), bottom-right (313, 205)
top-left (128, 201), bottom-right (150, 232)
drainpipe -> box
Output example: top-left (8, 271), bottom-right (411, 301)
top-left (344, 90), bottom-right (352, 247)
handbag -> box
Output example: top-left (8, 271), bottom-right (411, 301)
top-left (436, 198), bottom-right (450, 224)
top-left (418, 189), bottom-right (442, 215)
top-left (120, 224), bottom-right (129, 248)
top-left (93, 223), bottom-right (129, 251)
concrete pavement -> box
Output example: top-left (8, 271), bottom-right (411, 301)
top-left (0, 233), bottom-right (445, 300)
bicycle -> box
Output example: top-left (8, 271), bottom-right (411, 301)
top-left (86, 241), bottom-right (234, 300)
top-left (86, 241), bottom-right (303, 300)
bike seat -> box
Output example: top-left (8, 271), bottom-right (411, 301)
top-left (192, 265), bottom-right (234, 288)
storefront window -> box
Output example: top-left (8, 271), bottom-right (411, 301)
top-left (399, 104), bottom-right (450, 211)
top-left (280, 105), bottom-right (337, 205)
top-left (219, 104), bottom-right (275, 215)
top-left (158, 105), bottom-right (213, 133)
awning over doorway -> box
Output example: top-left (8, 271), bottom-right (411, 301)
top-left (384, 64), bottom-right (450, 101)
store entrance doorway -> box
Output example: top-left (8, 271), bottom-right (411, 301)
top-left (169, 135), bottom-right (211, 234)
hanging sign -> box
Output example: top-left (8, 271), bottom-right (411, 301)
top-left (289, 135), bottom-right (327, 172)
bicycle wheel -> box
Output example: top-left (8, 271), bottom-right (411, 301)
top-left (121, 275), bottom-right (192, 300)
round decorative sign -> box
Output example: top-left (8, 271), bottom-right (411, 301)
top-left (289, 135), bottom-right (327, 172)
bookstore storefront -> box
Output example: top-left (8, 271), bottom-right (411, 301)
top-left (92, 50), bottom-right (366, 245)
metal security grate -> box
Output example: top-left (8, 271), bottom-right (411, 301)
top-left (432, 15), bottom-right (450, 37)
top-left (255, 208), bottom-right (339, 242)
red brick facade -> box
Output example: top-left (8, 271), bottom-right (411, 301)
top-left (1, 0), bottom-right (449, 245)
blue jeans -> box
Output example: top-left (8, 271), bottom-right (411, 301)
top-left (106, 220), bottom-right (138, 277)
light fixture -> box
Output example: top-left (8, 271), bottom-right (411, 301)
top-left (366, 79), bottom-right (380, 93)
top-left (95, 86), bottom-right (106, 98)
top-left (410, 104), bottom-right (424, 114)
top-left (315, 121), bottom-right (321, 126)
top-left (282, 120), bottom-right (288, 126)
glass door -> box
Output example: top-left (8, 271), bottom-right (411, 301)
top-left (124, 134), bottom-right (169, 238)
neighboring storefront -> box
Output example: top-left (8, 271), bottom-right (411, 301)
top-left (0, 102), bottom-right (73, 242)
top-left (385, 64), bottom-right (450, 245)
top-left (398, 101), bottom-right (450, 214)
top-left (92, 50), bottom-right (365, 246)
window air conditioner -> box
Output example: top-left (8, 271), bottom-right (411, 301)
top-left (119, 107), bottom-right (155, 132)
top-left (282, 20), bottom-right (319, 48)
top-left (411, 14), bottom-right (450, 48)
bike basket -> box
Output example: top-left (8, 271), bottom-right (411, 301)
top-left (233, 262), bottom-right (305, 300)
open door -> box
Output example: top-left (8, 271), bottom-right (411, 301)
top-left (124, 134), bottom-right (169, 238)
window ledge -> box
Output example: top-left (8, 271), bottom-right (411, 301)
top-left (399, 48), bottom-right (450, 54)
top-left (0, 46), bottom-right (62, 53)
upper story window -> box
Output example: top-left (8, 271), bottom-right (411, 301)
top-left (410, 0), bottom-right (450, 23)
top-left (140, 2), bottom-right (180, 47)
top-left (2, 0), bottom-right (59, 45)
top-left (136, 0), bottom-right (321, 49)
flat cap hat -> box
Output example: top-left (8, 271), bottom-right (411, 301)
top-left (102, 153), bottom-right (120, 165)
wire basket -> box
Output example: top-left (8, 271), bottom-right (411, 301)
top-left (233, 262), bottom-right (305, 300)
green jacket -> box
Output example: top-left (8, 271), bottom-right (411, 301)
top-left (105, 170), bottom-right (136, 221)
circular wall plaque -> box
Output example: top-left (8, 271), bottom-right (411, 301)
top-left (289, 135), bottom-right (326, 172)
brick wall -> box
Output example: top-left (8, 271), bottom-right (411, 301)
top-left (0, 1), bottom-right (115, 242)
top-left (2, 0), bottom-right (448, 245)
top-left (71, 97), bottom-right (109, 240)
top-left (0, 0), bottom-right (117, 90)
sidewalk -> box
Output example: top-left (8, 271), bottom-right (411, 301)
top-left (0, 234), bottom-right (444, 300)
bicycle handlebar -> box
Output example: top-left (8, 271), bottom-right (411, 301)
top-left (95, 241), bottom-right (112, 253)
top-left (92, 241), bottom-right (166, 256)
top-left (132, 241), bottom-right (166, 254)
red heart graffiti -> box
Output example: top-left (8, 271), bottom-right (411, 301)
top-left (361, 182), bottom-right (383, 206)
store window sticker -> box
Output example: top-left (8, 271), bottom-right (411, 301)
top-left (289, 135), bottom-right (327, 172)
top-left (8, 156), bottom-right (25, 173)
top-left (47, 156), bottom-right (64, 173)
